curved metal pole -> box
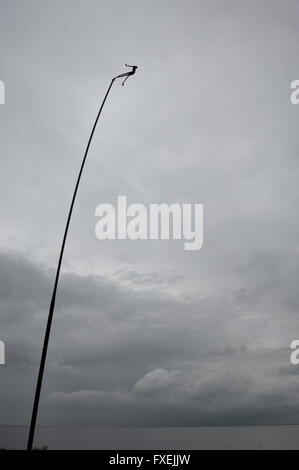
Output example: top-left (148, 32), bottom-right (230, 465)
top-left (27, 70), bottom-right (133, 451)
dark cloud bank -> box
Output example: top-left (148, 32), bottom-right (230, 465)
top-left (0, 250), bottom-right (298, 426)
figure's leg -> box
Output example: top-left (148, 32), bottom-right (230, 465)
top-left (122, 75), bottom-right (129, 86)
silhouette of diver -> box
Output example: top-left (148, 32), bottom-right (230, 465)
top-left (117, 64), bottom-right (138, 86)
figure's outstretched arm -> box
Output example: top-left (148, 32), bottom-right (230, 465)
top-left (125, 63), bottom-right (134, 67)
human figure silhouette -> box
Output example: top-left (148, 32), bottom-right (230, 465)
top-left (117, 64), bottom-right (138, 86)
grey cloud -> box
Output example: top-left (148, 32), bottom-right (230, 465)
top-left (133, 369), bottom-right (181, 396)
top-left (1, 249), bottom-right (298, 426)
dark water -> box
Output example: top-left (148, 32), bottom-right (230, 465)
top-left (1, 425), bottom-right (299, 450)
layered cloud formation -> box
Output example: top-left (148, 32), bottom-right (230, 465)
top-left (0, 251), bottom-right (299, 426)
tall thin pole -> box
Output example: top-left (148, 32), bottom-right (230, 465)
top-left (27, 70), bottom-right (133, 451)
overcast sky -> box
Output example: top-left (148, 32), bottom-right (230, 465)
top-left (1, 0), bottom-right (299, 429)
